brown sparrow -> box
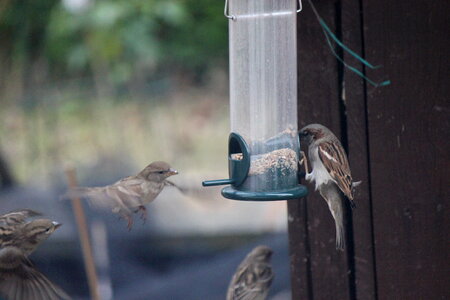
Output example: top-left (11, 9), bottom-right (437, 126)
top-left (0, 209), bottom-right (71, 300)
top-left (299, 124), bottom-right (360, 250)
top-left (63, 161), bottom-right (178, 230)
top-left (226, 245), bottom-right (274, 300)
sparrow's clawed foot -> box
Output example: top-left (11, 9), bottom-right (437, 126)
top-left (119, 214), bottom-right (134, 231)
top-left (137, 206), bottom-right (147, 224)
top-left (299, 150), bottom-right (310, 174)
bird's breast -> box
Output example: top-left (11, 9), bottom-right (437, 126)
top-left (141, 181), bottom-right (165, 204)
top-left (308, 146), bottom-right (334, 190)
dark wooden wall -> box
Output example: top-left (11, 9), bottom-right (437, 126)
top-left (288, 0), bottom-right (450, 299)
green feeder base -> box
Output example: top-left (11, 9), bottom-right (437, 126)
top-left (221, 185), bottom-right (308, 201)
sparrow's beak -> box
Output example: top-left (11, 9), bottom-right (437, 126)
top-left (168, 168), bottom-right (178, 176)
top-left (52, 221), bottom-right (62, 229)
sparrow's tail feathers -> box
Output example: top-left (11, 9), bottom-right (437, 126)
top-left (333, 200), bottom-right (346, 250)
top-left (321, 184), bottom-right (346, 251)
top-left (335, 221), bottom-right (345, 251)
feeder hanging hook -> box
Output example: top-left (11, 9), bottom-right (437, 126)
top-left (224, 0), bottom-right (236, 20)
top-left (297, 0), bottom-right (303, 12)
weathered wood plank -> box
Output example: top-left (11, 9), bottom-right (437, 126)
top-left (287, 199), bottom-right (312, 300)
top-left (363, 0), bottom-right (450, 298)
top-left (340, 1), bottom-right (377, 299)
top-left (289, 0), bottom-right (352, 299)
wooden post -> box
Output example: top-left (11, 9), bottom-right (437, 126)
top-left (362, 1), bottom-right (449, 298)
top-left (288, 1), bottom-right (352, 299)
top-left (340, 0), bottom-right (377, 299)
top-left (288, 0), bottom-right (449, 299)
top-left (65, 167), bottom-right (101, 300)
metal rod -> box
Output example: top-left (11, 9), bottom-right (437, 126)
top-left (202, 179), bottom-right (235, 186)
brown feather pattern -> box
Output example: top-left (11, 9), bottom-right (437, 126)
top-left (226, 246), bottom-right (273, 300)
top-left (318, 140), bottom-right (354, 200)
top-left (0, 210), bottom-right (71, 300)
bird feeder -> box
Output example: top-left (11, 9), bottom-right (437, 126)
top-left (203, 0), bottom-right (307, 200)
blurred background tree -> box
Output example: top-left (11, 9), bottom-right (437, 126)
top-left (1, 0), bottom-right (227, 102)
top-left (0, 0), bottom-right (232, 185)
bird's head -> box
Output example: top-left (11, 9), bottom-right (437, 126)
top-left (249, 245), bottom-right (273, 262)
top-left (299, 123), bottom-right (330, 145)
top-left (21, 219), bottom-right (61, 254)
top-left (248, 246), bottom-right (273, 282)
top-left (139, 161), bottom-right (178, 183)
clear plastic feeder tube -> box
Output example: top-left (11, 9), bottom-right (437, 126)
top-left (229, 0), bottom-right (299, 192)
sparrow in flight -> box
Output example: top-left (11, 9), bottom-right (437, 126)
top-left (63, 161), bottom-right (178, 230)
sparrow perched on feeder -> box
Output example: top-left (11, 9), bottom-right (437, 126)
top-left (226, 245), bottom-right (274, 300)
top-left (299, 124), bottom-right (360, 250)
top-left (63, 161), bottom-right (178, 230)
top-left (0, 209), bottom-right (71, 300)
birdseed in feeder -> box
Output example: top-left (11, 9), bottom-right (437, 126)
top-left (248, 148), bottom-right (298, 176)
top-left (231, 153), bottom-right (244, 160)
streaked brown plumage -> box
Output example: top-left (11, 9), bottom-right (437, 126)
top-left (63, 161), bottom-right (178, 229)
top-left (300, 124), bottom-right (360, 250)
top-left (226, 245), bottom-right (274, 300)
top-left (0, 210), bottom-right (71, 300)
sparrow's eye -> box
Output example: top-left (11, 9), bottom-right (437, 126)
top-left (157, 171), bottom-right (165, 174)
top-left (300, 131), bottom-right (309, 136)
top-left (45, 227), bottom-right (51, 233)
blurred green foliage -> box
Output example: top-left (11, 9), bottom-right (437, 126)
top-left (1, 0), bottom-right (228, 85)
top-left (0, 0), bottom-right (230, 185)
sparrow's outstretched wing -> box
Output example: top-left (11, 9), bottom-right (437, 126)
top-left (164, 180), bottom-right (189, 194)
top-left (0, 247), bottom-right (71, 300)
top-left (318, 141), bottom-right (354, 200)
top-left (63, 177), bottom-right (145, 213)
top-left (107, 177), bottom-right (146, 210)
